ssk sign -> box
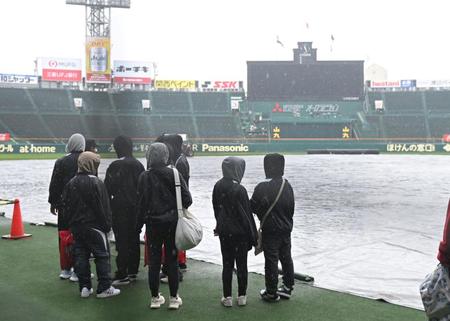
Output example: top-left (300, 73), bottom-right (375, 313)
top-left (37, 57), bottom-right (82, 82)
top-left (200, 81), bottom-right (243, 91)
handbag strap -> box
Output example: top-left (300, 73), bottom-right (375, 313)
top-left (259, 179), bottom-right (286, 230)
top-left (172, 167), bottom-right (184, 218)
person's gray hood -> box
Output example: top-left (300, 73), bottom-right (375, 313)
top-left (66, 133), bottom-right (85, 153)
top-left (146, 142), bottom-right (169, 169)
top-left (222, 156), bottom-right (245, 183)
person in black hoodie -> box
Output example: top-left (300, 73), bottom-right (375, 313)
top-left (155, 134), bottom-right (190, 274)
top-left (48, 133), bottom-right (85, 280)
top-left (137, 142), bottom-right (192, 309)
top-left (105, 135), bottom-right (145, 285)
top-left (213, 157), bottom-right (257, 307)
top-left (62, 151), bottom-right (120, 299)
top-left (250, 153), bottom-right (295, 302)
top-left (156, 134), bottom-right (190, 186)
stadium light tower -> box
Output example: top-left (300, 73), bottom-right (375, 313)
top-left (66, 0), bottom-right (130, 87)
top-left (66, 0), bottom-right (130, 37)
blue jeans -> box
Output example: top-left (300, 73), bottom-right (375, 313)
top-left (72, 227), bottom-right (112, 293)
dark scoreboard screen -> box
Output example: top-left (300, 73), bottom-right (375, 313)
top-left (247, 61), bottom-right (364, 101)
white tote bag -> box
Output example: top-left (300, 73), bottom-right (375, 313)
top-left (173, 168), bottom-right (203, 251)
top-left (420, 264), bottom-right (450, 319)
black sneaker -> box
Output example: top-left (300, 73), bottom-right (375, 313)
top-left (112, 276), bottom-right (130, 286)
top-left (277, 285), bottom-right (293, 299)
top-left (260, 289), bottom-right (280, 302)
top-left (128, 274), bottom-right (137, 282)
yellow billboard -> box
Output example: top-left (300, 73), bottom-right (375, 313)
top-left (86, 37), bottom-right (111, 83)
top-left (154, 80), bottom-right (196, 90)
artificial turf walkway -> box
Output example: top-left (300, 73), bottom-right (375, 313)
top-left (0, 220), bottom-right (426, 321)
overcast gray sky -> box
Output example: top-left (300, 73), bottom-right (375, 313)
top-left (1, 0), bottom-right (449, 81)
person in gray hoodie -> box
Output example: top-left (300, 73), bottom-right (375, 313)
top-left (48, 133), bottom-right (85, 280)
top-left (212, 157), bottom-right (257, 307)
top-left (136, 143), bottom-right (192, 310)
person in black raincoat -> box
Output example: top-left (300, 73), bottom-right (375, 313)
top-left (250, 153), bottom-right (295, 302)
top-left (48, 133), bottom-right (85, 280)
top-left (62, 151), bottom-right (120, 299)
top-left (212, 156), bottom-right (257, 307)
top-left (136, 142), bottom-right (192, 309)
top-left (105, 135), bottom-right (145, 285)
top-left (155, 134), bottom-right (190, 273)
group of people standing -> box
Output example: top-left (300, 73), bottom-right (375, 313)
top-left (48, 132), bottom-right (295, 310)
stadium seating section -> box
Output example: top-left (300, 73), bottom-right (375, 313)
top-left (1, 87), bottom-right (450, 141)
top-left (0, 88), bottom-right (242, 141)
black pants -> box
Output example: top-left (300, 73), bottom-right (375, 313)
top-left (263, 233), bottom-right (294, 295)
top-left (220, 235), bottom-right (248, 297)
top-left (72, 226), bottom-right (112, 293)
top-left (147, 222), bottom-right (179, 297)
top-left (112, 208), bottom-right (140, 278)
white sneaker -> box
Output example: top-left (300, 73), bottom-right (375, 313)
top-left (221, 296), bottom-right (233, 307)
top-left (237, 295), bottom-right (247, 306)
top-left (69, 272), bottom-right (79, 282)
top-left (150, 294), bottom-right (165, 309)
top-left (169, 295), bottom-right (183, 309)
top-left (80, 287), bottom-right (93, 298)
top-left (96, 286), bottom-right (121, 298)
top-left (59, 269), bottom-right (71, 279)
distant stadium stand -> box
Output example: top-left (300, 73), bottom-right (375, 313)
top-left (29, 88), bottom-right (72, 112)
top-left (151, 92), bottom-right (189, 113)
top-left (382, 115), bottom-right (427, 138)
top-left (196, 116), bottom-right (241, 138)
top-left (0, 88), bottom-right (33, 111)
top-left (112, 91), bottom-right (150, 113)
top-left (3, 85), bottom-right (450, 143)
top-left (0, 113), bottom-right (52, 140)
top-left (425, 91), bottom-right (450, 113)
top-left (383, 92), bottom-right (423, 113)
top-left (41, 114), bottom-right (87, 139)
top-left (191, 92), bottom-right (229, 113)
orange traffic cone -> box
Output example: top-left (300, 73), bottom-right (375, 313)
top-left (2, 199), bottom-right (32, 239)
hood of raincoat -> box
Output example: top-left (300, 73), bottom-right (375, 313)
top-left (85, 139), bottom-right (98, 152)
top-left (78, 151), bottom-right (100, 174)
top-left (222, 156), bottom-right (245, 183)
top-left (146, 142), bottom-right (169, 169)
top-left (113, 135), bottom-right (133, 158)
top-left (264, 153), bottom-right (285, 179)
top-left (66, 133), bottom-right (85, 153)
top-left (156, 134), bottom-right (183, 164)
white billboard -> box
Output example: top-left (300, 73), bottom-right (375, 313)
top-left (36, 57), bottom-right (82, 82)
top-left (416, 80), bottom-right (450, 88)
top-left (113, 60), bottom-right (154, 84)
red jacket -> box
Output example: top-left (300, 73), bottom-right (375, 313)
top-left (438, 199), bottom-right (450, 265)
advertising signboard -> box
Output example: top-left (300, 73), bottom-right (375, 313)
top-left (86, 37), bottom-right (111, 83)
top-left (113, 60), bottom-right (154, 84)
top-left (0, 74), bottom-right (38, 85)
top-left (37, 57), bottom-right (82, 82)
top-left (154, 80), bottom-right (196, 90)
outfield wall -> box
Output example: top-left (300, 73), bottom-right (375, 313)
top-left (1, 140), bottom-right (449, 155)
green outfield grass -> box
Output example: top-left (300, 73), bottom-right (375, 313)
top-left (0, 219), bottom-right (425, 321)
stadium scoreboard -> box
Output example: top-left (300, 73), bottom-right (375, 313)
top-left (247, 42), bottom-right (364, 101)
